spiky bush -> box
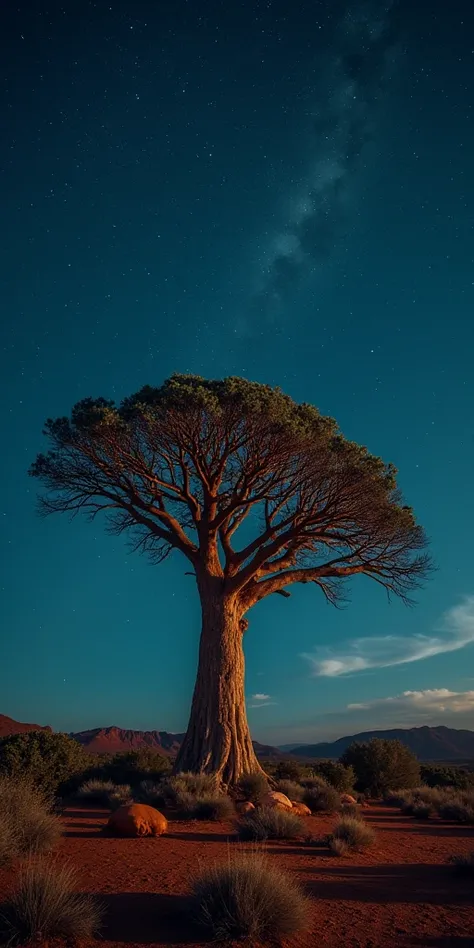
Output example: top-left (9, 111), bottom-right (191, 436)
top-left (192, 851), bottom-right (310, 940)
top-left (438, 800), bottom-right (474, 824)
top-left (76, 779), bottom-right (117, 806)
top-left (237, 806), bottom-right (304, 841)
top-left (135, 779), bottom-right (167, 808)
top-left (275, 779), bottom-right (304, 802)
top-left (411, 802), bottom-right (435, 820)
top-left (166, 772), bottom-right (219, 805)
top-left (108, 784), bottom-right (132, 810)
top-left (191, 795), bottom-right (235, 821)
top-left (0, 862), bottom-right (102, 945)
top-left (236, 772), bottom-right (269, 804)
top-left (303, 784), bottom-right (340, 813)
top-left (0, 778), bottom-right (61, 862)
top-left (329, 816), bottom-right (376, 854)
top-left (340, 803), bottom-right (361, 820)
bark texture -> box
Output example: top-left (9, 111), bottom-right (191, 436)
top-left (174, 586), bottom-right (265, 786)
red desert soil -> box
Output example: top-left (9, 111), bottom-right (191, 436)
top-left (2, 805), bottom-right (474, 948)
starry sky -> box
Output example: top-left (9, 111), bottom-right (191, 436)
top-left (1, 0), bottom-right (474, 744)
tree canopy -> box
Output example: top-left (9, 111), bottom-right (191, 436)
top-left (30, 374), bottom-right (431, 607)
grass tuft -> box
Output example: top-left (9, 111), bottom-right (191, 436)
top-left (237, 806), bottom-right (304, 841)
top-left (192, 850), bottom-right (311, 940)
top-left (190, 795), bottom-right (235, 821)
top-left (275, 779), bottom-right (304, 802)
top-left (329, 816), bottom-right (376, 855)
top-left (0, 778), bottom-right (61, 862)
top-left (236, 772), bottom-right (269, 804)
top-left (0, 862), bottom-right (102, 945)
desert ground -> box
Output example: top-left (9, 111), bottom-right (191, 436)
top-left (2, 803), bottom-right (473, 948)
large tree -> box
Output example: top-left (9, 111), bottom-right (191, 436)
top-left (30, 375), bottom-right (431, 785)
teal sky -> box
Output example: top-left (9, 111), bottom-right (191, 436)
top-left (1, 0), bottom-right (473, 743)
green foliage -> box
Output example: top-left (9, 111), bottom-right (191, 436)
top-left (0, 778), bottom-right (62, 864)
top-left (420, 765), bottom-right (474, 790)
top-left (303, 784), bottom-right (341, 813)
top-left (237, 772), bottom-right (269, 803)
top-left (274, 760), bottom-right (303, 782)
top-left (275, 779), bottom-right (304, 802)
top-left (30, 374), bottom-right (431, 607)
top-left (0, 731), bottom-right (92, 797)
top-left (191, 851), bottom-right (310, 941)
top-left (311, 761), bottom-right (355, 792)
top-left (341, 739), bottom-right (421, 797)
top-left (329, 816), bottom-right (376, 854)
top-left (237, 806), bottom-right (304, 841)
top-left (104, 749), bottom-right (171, 786)
top-left (0, 862), bottom-right (102, 945)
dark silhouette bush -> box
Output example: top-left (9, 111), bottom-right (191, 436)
top-left (0, 732), bottom-right (92, 797)
top-left (303, 784), bottom-right (340, 813)
top-left (104, 748), bottom-right (171, 785)
top-left (420, 765), bottom-right (474, 790)
top-left (274, 760), bottom-right (303, 782)
top-left (311, 761), bottom-right (355, 792)
top-left (341, 739), bottom-right (420, 797)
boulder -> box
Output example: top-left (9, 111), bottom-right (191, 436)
top-left (237, 801), bottom-right (255, 815)
top-left (340, 794), bottom-right (358, 805)
top-left (291, 801), bottom-right (312, 816)
top-left (260, 791), bottom-right (293, 811)
top-left (107, 803), bottom-right (168, 837)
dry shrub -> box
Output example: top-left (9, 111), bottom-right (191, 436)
top-left (192, 850), bottom-right (310, 940)
top-left (191, 795), bottom-right (235, 821)
top-left (171, 773), bottom-right (218, 797)
top-left (135, 779), bottom-right (167, 808)
top-left (236, 772), bottom-right (269, 804)
top-left (237, 806), bottom-right (304, 841)
top-left (0, 861), bottom-right (102, 945)
top-left (449, 852), bottom-right (474, 877)
top-left (303, 784), bottom-right (340, 813)
top-left (340, 803), bottom-right (362, 820)
top-left (330, 816), bottom-right (375, 854)
top-left (76, 778), bottom-right (117, 805)
top-left (411, 802), bottom-right (435, 820)
top-left (0, 778), bottom-right (61, 862)
top-left (108, 785), bottom-right (132, 810)
top-left (276, 779), bottom-right (304, 802)
top-left (439, 800), bottom-right (474, 824)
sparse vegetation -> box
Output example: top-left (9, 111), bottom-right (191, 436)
top-left (438, 799), bottom-right (474, 824)
top-left (192, 850), bottom-right (310, 940)
top-left (76, 778), bottom-right (117, 806)
top-left (341, 738), bottom-right (421, 797)
top-left (275, 779), bottom-right (304, 801)
top-left (135, 779), bottom-right (167, 808)
top-left (0, 778), bottom-right (62, 862)
top-left (303, 783), bottom-right (340, 813)
top-left (0, 861), bottom-right (102, 945)
top-left (237, 772), bottom-right (269, 803)
top-left (340, 803), bottom-right (361, 819)
top-left (329, 816), bottom-right (376, 854)
top-left (237, 805), bottom-right (304, 841)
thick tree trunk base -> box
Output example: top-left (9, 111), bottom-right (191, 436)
top-left (173, 590), bottom-right (267, 787)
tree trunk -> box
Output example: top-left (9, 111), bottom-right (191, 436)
top-left (174, 584), bottom-right (266, 786)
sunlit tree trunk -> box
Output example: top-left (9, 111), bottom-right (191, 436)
top-left (174, 579), bottom-right (266, 786)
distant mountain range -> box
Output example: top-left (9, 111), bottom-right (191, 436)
top-left (2, 715), bottom-right (474, 762)
top-left (289, 726), bottom-right (474, 761)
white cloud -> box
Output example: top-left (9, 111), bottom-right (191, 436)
top-left (302, 596), bottom-right (474, 678)
top-left (248, 693), bottom-right (277, 709)
top-left (347, 688), bottom-right (474, 716)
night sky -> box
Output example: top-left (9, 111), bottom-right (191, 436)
top-left (1, 0), bottom-right (474, 744)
